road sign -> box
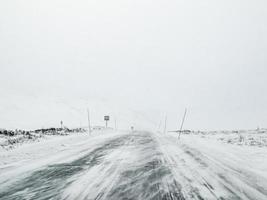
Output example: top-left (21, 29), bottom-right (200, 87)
top-left (104, 116), bottom-right (110, 128)
top-left (104, 116), bottom-right (110, 121)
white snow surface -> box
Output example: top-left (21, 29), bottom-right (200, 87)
top-left (1, 130), bottom-right (267, 200)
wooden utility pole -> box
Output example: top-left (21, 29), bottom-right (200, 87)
top-left (178, 108), bottom-right (187, 140)
top-left (164, 115), bottom-right (167, 134)
top-left (87, 109), bottom-right (91, 135)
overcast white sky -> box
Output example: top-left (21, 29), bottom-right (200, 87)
top-left (0, 0), bottom-right (267, 130)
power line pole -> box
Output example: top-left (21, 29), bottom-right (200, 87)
top-left (164, 115), bottom-right (167, 134)
top-left (87, 109), bottom-right (91, 135)
top-left (178, 108), bottom-right (187, 140)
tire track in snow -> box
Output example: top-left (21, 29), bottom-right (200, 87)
top-left (62, 132), bottom-right (186, 200)
top-left (105, 132), bottom-right (185, 200)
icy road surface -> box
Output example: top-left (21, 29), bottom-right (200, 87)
top-left (1, 131), bottom-right (267, 200)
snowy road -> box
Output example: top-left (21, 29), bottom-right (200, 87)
top-left (1, 131), bottom-right (267, 200)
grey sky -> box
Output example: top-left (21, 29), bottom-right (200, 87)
top-left (0, 0), bottom-right (267, 130)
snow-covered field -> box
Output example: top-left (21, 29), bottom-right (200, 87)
top-left (0, 129), bottom-right (81, 149)
top-left (201, 129), bottom-right (267, 147)
top-left (1, 129), bottom-right (267, 200)
top-left (0, 132), bottom-right (42, 149)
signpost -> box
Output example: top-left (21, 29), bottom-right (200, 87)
top-left (114, 118), bottom-right (117, 130)
top-left (104, 116), bottom-right (110, 128)
top-left (60, 121), bottom-right (63, 130)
